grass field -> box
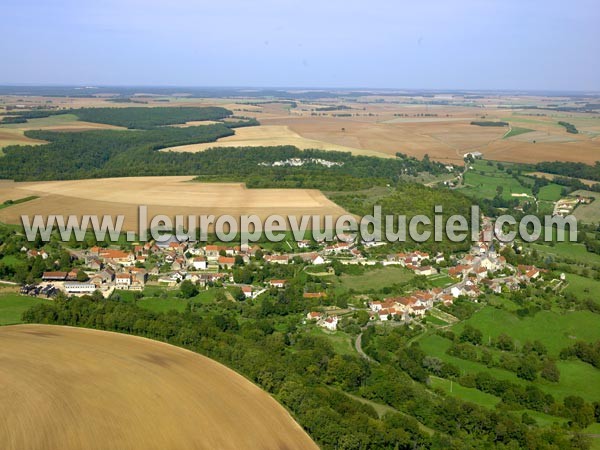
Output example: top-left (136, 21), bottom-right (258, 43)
top-left (0, 293), bottom-right (52, 325)
top-left (571, 190), bottom-right (600, 223)
top-left (531, 241), bottom-right (600, 266)
top-left (430, 377), bottom-right (566, 427)
top-left (0, 177), bottom-right (348, 232)
top-left (563, 273), bottom-right (600, 300)
top-left (503, 126), bottom-right (535, 139)
top-left (461, 161), bottom-right (533, 200)
top-left (307, 326), bottom-right (355, 356)
top-left (537, 183), bottom-right (563, 202)
top-left (453, 305), bottom-right (600, 356)
top-left (0, 324), bottom-right (317, 450)
top-left (335, 266), bottom-right (414, 292)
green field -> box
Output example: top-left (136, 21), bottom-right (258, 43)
top-left (0, 293), bottom-right (52, 325)
top-left (461, 161), bottom-right (533, 200)
top-left (453, 305), bottom-right (600, 356)
top-left (0, 113), bottom-right (82, 129)
top-left (563, 273), bottom-right (600, 300)
top-left (532, 241), bottom-right (600, 266)
top-left (137, 286), bottom-right (221, 313)
top-left (571, 190), bottom-right (600, 223)
top-left (537, 183), bottom-right (563, 202)
top-left (503, 126), bottom-right (535, 139)
top-left (335, 266), bottom-right (414, 292)
top-left (306, 326), bottom-right (355, 356)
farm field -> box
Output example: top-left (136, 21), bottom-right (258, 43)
top-left (0, 177), bottom-right (349, 231)
top-left (334, 266), bottom-right (415, 292)
top-left (161, 124), bottom-right (389, 158)
top-left (0, 293), bottom-right (52, 325)
top-left (0, 324), bottom-right (317, 450)
top-left (3, 95), bottom-right (600, 164)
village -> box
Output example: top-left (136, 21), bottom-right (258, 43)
top-left (18, 215), bottom-right (552, 335)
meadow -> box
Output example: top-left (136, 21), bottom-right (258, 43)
top-left (0, 292), bottom-right (52, 325)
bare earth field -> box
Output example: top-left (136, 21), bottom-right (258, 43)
top-left (0, 324), bottom-right (317, 450)
top-left (0, 177), bottom-right (348, 231)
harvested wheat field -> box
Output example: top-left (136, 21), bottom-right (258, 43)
top-left (161, 124), bottom-right (389, 158)
top-left (0, 324), bottom-right (317, 450)
top-left (0, 177), bottom-right (348, 231)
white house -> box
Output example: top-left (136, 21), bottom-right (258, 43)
top-left (321, 316), bottom-right (338, 331)
top-left (115, 273), bottom-right (132, 287)
top-left (190, 256), bottom-right (208, 270)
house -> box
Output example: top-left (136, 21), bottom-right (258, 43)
top-left (369, 300), bottom-right (383, 312)
top-left (264, 255), bottom-right (289, 265)
top-left (450, 286), bottom-right (465, 298)
top-left (27, 249), bottom-right (49, 260)
top-left (171, 257), bottom-right (185, 271)
top-left (129, 267), bottom-right (147, 284)
top-left (306, 311), bottom-right (323, 321)
top-left (86, 258), bottom-right (102, 271)
top-left (413, 266), bottom-right (436, 276)
top-left (321, 316), bottom-right (338, 331)
top-left (98, 249), bottom-right (135, 266)
top-left (412, 305), bottom-right (427, 317)
top-left (190, 256), bottom-right (208, 270)
top-left (204, 245), bottom-right (225, 260)
top-left (298, 240), bottom-right (311, 249)
top-left (268, 279), bottom-right (287, 289)
top-left (218, 256), bottom-right (236, 269)
top-left (115, 273), bottom-right (132, 287)
top-left (237, 285), bottom-right (252, 298)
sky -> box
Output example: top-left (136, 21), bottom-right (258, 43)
top-left (2, 0), bottom-right (599, 91)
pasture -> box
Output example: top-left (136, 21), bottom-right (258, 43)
top-left (0, 293), bottom-right (52, 325)
top-left (0, 324), bottom-right (317, 450)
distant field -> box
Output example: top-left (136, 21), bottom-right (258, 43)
top-left (0, 325), bottom-right (317, 450)
top-left (503, 126), bottom-right (534, 139)
top-left (0, 177), bottom-right (349, 231)
top-left (161, 125), bottom-right (389, 158)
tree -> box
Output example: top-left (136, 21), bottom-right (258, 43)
top-left (76, 270), bottom-right (89, 282)
top-left (540, 359), bottom-right (560, 382)
top-left (459, 325), bottom-right (483, 346)
top-left (517, 355), bottom-right (538, 381)
top-left (179, 280), bottom-right (198, 298)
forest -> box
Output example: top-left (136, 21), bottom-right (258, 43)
top-left (21, 296), bottom-right (591, 450)
top-left (535, 161), bottom-right (600, 182)
top-left (5, 106), bottom-right (233, 129)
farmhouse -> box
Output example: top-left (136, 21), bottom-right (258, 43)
top-left (42, 271), bottom-right (68, 281)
